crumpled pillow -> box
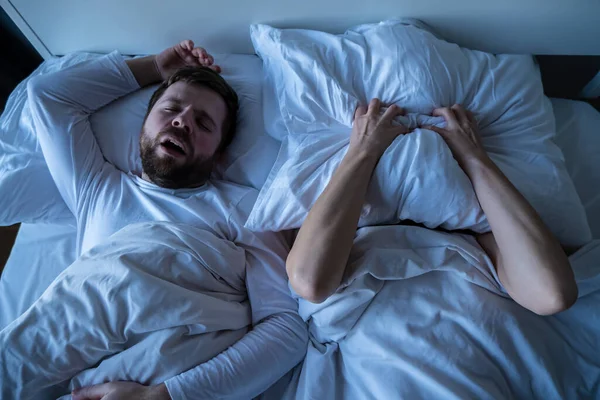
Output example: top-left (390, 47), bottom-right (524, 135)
top-left (245, 20), bottom-right (591, 247)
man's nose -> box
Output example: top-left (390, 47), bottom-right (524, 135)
top-left (171, 110), bottom-right (193, 133)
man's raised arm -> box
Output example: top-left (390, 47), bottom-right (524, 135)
top-left (28, 40), bottom-right (217, 217)
top-left (28, 51), bottom-right (141, 215)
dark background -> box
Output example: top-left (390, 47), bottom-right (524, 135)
top-left (0, 9), bottom-right (599, 272)
top-left (0, 7), bottom-right (43, 113)
top-left (1, 8), bottom-right (43, 271)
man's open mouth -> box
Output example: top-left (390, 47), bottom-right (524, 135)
top-left (159, 136), bottom-right (188, 157)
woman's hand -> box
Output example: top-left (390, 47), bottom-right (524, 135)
top-left (349, 98), bottom-right (410, 160)
top-left (422, 104), bottom-right (487, 172)
top-left (287, 99), bottom-right (410, 303)
top-left (424, 104), bottom-right (576, 315)
top-left (154, 39), bottom-right (221, 80)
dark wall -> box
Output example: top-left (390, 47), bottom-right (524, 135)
top-left (537, 56), bottom-right (600, 100)
top-left (0, 8), bottom-right (42, 269)
top-left (0, 7), bottom-right (43, 112)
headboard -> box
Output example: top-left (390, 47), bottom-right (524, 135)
top-left (2, 0), bottom-right (600, 59)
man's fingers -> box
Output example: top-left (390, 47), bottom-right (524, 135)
top-left (354, 104), bottom-right (368, 120)
top-left (181, 40), bottom-right (194, 52)
top-left (381, 104), bottom-right (405, 123)
top-left (192, 47), bottom-right (208, 59)
top-left (209, 64), bottom-right (222, 73)
top-left (72, 383), bottom-right (113, 400)
top-left (199, 56), bottom-right (213, 66)
top-left (367, 98), bottom-right (381, 116)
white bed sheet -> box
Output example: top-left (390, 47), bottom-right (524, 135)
top-left (0, 98), bottom-right (599, 382)
top-left (0, 223), bottom-right (76, 330)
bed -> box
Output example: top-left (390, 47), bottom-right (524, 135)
top-left (2, 97), bottom-right (599, 328)
top-left (1, 96), bottom-right (600, 399)
top-left (1, 1), bottom-right (600, 399)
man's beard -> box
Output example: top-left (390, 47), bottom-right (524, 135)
top-left (139, 129), bottom-right (215, 189)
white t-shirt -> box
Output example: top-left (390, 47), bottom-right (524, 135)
top-left (27, 52), bottom-right (307, 399)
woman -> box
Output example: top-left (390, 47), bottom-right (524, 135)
top-left (286, 99), bottom-right (578, 315)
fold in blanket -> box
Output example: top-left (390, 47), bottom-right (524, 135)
top-left (0, 222), bottom-right (251, 400)
top-left (276, 226), bottom-right (600, 400)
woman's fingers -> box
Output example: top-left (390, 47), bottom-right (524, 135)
top-left (354, 104), bottom-right (368, 120)
top-left (381, 104), bottom-right (404, 123)
top-left (466, 110), bottom-right (477, 125)
top-left (432, 107), bottom-right (459, 130)
top-left (367, 98), bottom-right (382, 116)
top-left (451, 103), bottom-right (472, 129)
top-left (451, 104), bottom-right (468, 121)
top-left (422, 125), bottom-right (447, 138)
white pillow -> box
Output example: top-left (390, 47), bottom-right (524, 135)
top-left (0, 52), bottom-right (277, 226)
top-left (91, 53), bottom-right (279, 187)
top-left (0, 53), bottom-right (96, 226)
top-left (246, 20), bottom-right (592, 247)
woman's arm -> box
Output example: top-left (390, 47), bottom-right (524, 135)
top-left (287, 99), bottom-right (409, 303)
top-left (424, 105), bottom-right (578, 315)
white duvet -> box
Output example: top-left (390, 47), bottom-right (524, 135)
top-left (268, 226), bottom-right (600, 399)
top-left (0, 222), bottom-right (251, 400)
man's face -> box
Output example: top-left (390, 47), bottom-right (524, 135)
top-left (140, 81), bottom-right (228, 188)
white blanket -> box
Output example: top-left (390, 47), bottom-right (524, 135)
top-left (0, 222), bottom-right (251, 400)
top-left (269, 226), bottom-right (600, 399)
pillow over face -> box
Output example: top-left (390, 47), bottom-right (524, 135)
top-left (0, 52), bottom-right (277, 226)
top-left (246, 20), bottom-right (592, 247)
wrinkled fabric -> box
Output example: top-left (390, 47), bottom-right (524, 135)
top-left (265, 226), bottom-right (600, 400)
top-left (247, 20), bottom-right (591, 247)
top-left (7, 54), bottom-right (308, 400)
top-left (0, 223), bottom-right (250, 399)
top-left (0, 222), bottom-right (308, 400)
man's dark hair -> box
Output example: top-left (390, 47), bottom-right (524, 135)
top-left (145, 66), bottom-right (239, 152)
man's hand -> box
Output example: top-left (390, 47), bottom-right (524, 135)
top-left (155, 39), bottom-right (221, 80)
top-left (71, 382), bottom-right (171, 400)
top-left (348, 98), bottom-right (410, 161)
top-left (421, 104), bottom-right (487, 172)
top-left (126, 40), bottom-right (220, 87)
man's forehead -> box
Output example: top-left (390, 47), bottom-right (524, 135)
top-left (162, 81), bottom-right (224, 107)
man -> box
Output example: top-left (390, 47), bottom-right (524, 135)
top-left (286, 99), bottom-right (578, 315)
top-left (23, 41), bottom-right (308, 399)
